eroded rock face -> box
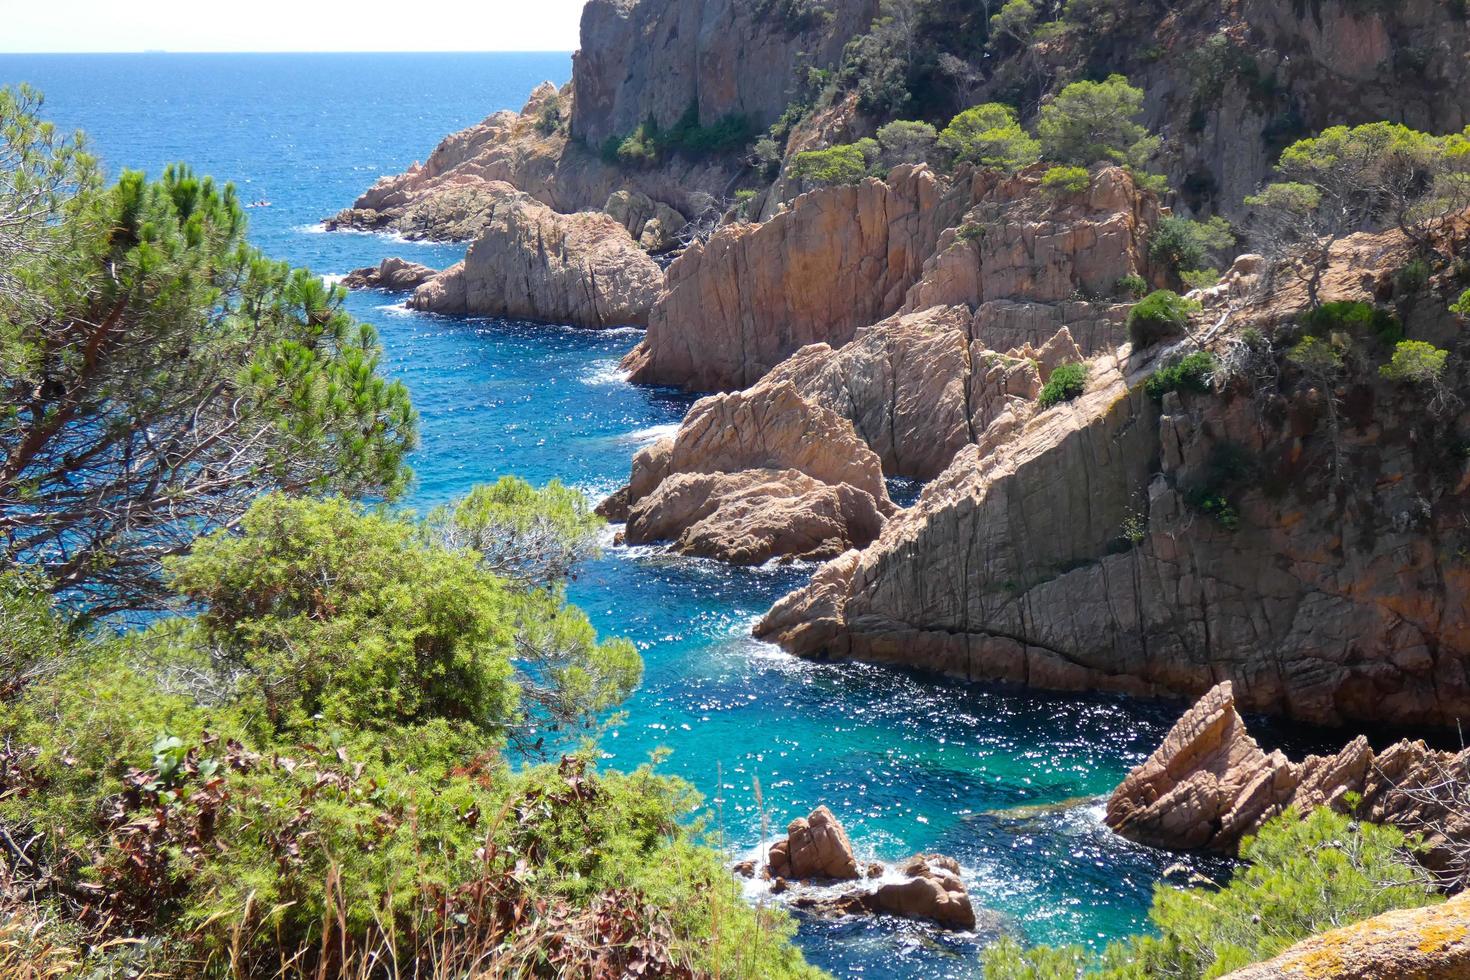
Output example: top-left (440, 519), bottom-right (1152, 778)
top-left (340, 257), bottom-right (438, 292)
top-left (625, 469), bottom-right (887, 565)
top-left (570, 0), bottom-right (878, 149)
top-left (624, 165), bottom-right (969, 391)
top-left (762, 305), bottom-right (1052, 480)
top-left (605, 381), bottom-right (894, 563)
top-left (324, 83), bottom-right (733, 241)
top-left (757, 274), bottom-right (1470, 726)
top-left (623, 164), bottom-right (1158, 392)
top-left (1107, 682), bottom-right (1470, 887)
top-left (1220, 892), bottom-right (1470, 980)
top-left (767, 805), bottom-right (860, 881)
top-left (408, 183), bottom-right (663, 328)
top-left (605, 189), bottom-right (687, 252)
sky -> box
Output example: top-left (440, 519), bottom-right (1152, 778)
top-left (0, 0), bottom-right (586, 52)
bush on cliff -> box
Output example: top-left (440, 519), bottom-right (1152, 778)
top-left (937, 102), bottom-right (1040, 171)
top-left (1037, 74), bottom-right (1158, 170)
top-left (790, 141), bottom-right (877, 186)
top-left (0, 492), bottom-right (820, 979)
top-left (982, 807), bottom-right (1439, 979)
top-left (1128, 289), bottom-right (1199, 348)
top-left (1040, 164), bottom-right (1090, 196)
top-left (1038, 361), bottom-right (1088, 408)
top-left (1145, 350), bottom-right (1217, 400)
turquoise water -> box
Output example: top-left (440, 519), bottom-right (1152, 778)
top-left (6, 52), bottom-right (1218, 976)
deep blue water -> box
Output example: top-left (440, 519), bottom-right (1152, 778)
top-left (4, 52), bottom-right (1217, 977)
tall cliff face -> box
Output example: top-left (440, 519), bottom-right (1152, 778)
top-left (623, 164), bottom-right (1159, 393)
top-left (757, 228), bottom-right (1470, 728)
top-left (981, 0), bottom-right (1470, 218)
top-left (571, 0), bottom-right (878, 148)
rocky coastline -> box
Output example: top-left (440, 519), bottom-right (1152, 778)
top-left (320, 0), bottom-right (1470, 970)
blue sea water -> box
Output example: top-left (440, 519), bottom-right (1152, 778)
top-left (4, 52), bottom-right (1232, 977)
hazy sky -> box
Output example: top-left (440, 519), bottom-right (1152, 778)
top-left (1, 0), bottom-right (587, 52)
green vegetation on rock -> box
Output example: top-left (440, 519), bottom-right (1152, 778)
top-left (1038, 361), bottom-right (1088, 408)
top-left (982, 807), bottom-right (1439, 979)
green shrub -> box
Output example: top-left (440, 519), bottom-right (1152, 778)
top-left (599, 105), bottom-right (756, 168)
top-left (875, 119), bottom-right (938, 165)
top-left (1395, 257), bottom-right (1431, 295)
top-left (0, 491), bottom-right (818, 978)
top-left (983, 807), bottom-right (1439, 980)
top-left (1454, 288), bottom-right (1470, 316)
top-left (938, 103), bottom-right (1040, 171)
top-left (790, 142), bottom-right (870, 186)
top-left (1128, 289), bottom-right (1200, 347)
top-left (1115, 273), bottom-right (1148, 299)
top-left (1180, 268), bottom-right (1221, 291)
top-left (1146, 351), bottom-right (1217, 400)
top-left (1298, 300), bottom-right (1402, 345)
top-left (1041, 165), bottom-right (1091, 195)
top-left (1037, 73), bottom-right (1157, 168)
top-left (1038, 361), bottom-right (1089, 408)
top-left (1380, 340), bottom-right (1449, 385)
top-left (1149, 215), bottom-right (1235, 278)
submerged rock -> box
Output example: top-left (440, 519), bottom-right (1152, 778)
top-left (1107, 681), bottom-right (1470, 887)
top-left (408, 182), bottom-right (663, 328)
top-left (340, 257), bottom-right (438, 292)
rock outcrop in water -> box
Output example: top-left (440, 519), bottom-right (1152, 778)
top-left (1107, 682), bottom-right (1470, 887)
top-left (1219, 892), bottom-right (1470, 980)
top-left (340, 257), bottom-right (438, 292)
top-left (601, 381), bottom-right (893, 563)
top-left (746, 806), bottom-right (979, 932)
top-left (622, 164), bottom-right (1157, 393)
top-left (758, 216), bottom-right (1470, 729)
top-left (766, 805), bottom-right (860, 881)
top-left (408, 182), bottom-right (663, 328)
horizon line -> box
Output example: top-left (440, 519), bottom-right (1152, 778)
top-left (0, 48), bottom-right (577, 55)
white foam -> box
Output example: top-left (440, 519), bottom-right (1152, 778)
top-left (320, 273), bottom-right (347, 287)
top-left (582, 358), bottom-right (631, 387)
top-left (618, 422), bottom-right (679, 445)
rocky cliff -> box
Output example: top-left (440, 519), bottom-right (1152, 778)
top-left (571, 0), bottom-right (877, 148)
top-left (624, 164), bottom-right (1159, 393)
top-left (758, 224), bottom-right (1470, 729)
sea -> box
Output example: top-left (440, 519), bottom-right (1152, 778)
top-left (2, 51), bottom-right (1250, 977)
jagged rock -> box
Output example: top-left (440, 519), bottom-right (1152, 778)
top-left (756, 219), bottom-right (1470, 727)
top-left (605, 190), bottom-right (686, 252)
top-left (1104, 681), bottom-right (1299, 853)
top-left (622, 164), bottom-right (1158, 392)
top-left (764, 809), bottom-right (978, 931)
top-left (408, 182), bottom-right (663, 328)
top-left (1107, 682), bottom-right (1470, 885)
top-left (624, 164), bottom-right (970, 391)
top-left (626, 469), bottom-right (887, 564)
top-left (340, 257), bottom-right (438, 292)
top-left (1220, 892), bottom-right (1470, 980)
top-left (762, 305), bottom-right (1046, 480)
top-left (767, 805), bottom-right (860, 881)
top-left (606, 380), bottom-right (894, 562)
